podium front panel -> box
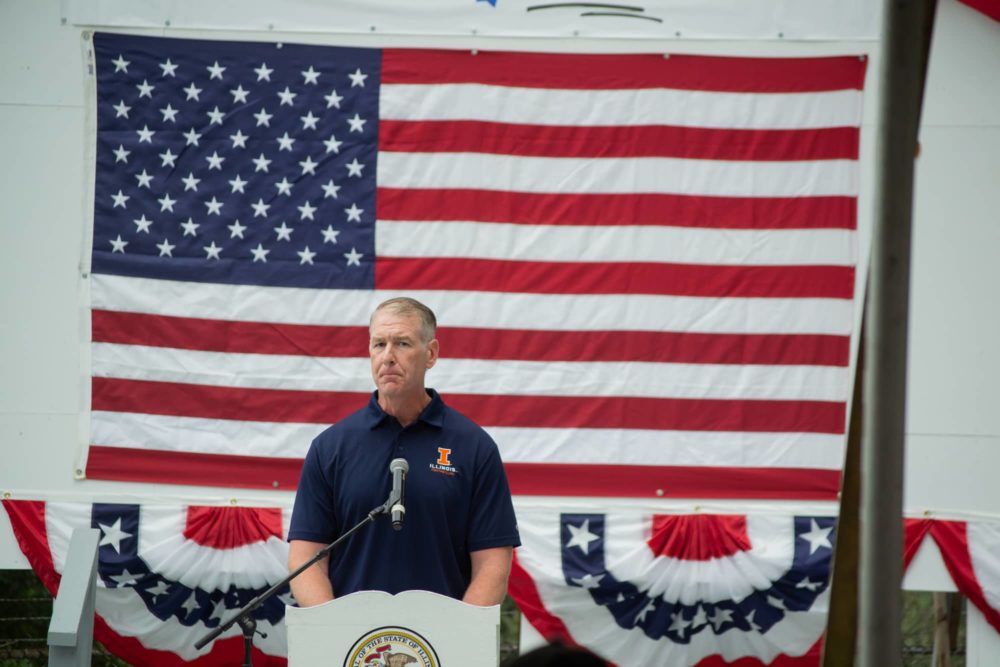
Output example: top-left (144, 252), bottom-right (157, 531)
top-left (286, 590), bottom-right (500, 667)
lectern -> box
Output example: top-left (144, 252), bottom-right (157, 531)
top-left (285, 590), bottom-right (501, 667)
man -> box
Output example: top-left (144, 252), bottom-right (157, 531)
top-left (287, 297), bottom-right (520, 606)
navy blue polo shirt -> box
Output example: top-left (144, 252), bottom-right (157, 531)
top-left (288, 389), bottom-right (520, 600)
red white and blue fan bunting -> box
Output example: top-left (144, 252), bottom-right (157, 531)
top-left (512, 509), bottom-right (835, 665)
top-left (8, 500), bottom-right (1000, 666)
top-left (4, 499), bottom-right (289, 666)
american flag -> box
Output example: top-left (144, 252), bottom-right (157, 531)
top-left (85, 32), bottom-right (866, 499)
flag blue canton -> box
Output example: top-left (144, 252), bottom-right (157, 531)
top-left (91, 503), bottom-right (288, 627)
top-left (90, 32), bottom-right (379, 289)
top-left (559, 513), bottom-right (834, 643)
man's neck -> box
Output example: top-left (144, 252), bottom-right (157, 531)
top-left (378, 390), bottom-right (431, 428)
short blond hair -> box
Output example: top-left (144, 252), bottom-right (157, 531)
top-left (370, 297), bottom-right (437, 343)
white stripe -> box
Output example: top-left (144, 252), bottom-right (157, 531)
top-left (378, 152), bottom-right (859, 197)
top-left (91, 274), bottom-right (855, 335)
top-left (380, 83), bottom-right (863, 130)
top-left (487, 427), bottom-right (845, 470)
top-left (377, 221), bottom-right (857, 267)
top-left (90, 412), bottom-right (843, 470)
top-left (91, 411), bottom-right (322, 458)
top-left (91, 343), bottom-right (849, 401)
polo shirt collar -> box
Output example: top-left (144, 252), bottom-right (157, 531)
top-left (365, 389), bottom-right (445, 429)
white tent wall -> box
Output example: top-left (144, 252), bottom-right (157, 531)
top-left (0, 0), bottom-right (998, 659)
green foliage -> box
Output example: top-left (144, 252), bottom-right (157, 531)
top-left (902, 591), bottom-right (966, 667)
top-left (0, 569), bottom-right (128, 667)
top-left (500, 594), bottom-right (522, 663)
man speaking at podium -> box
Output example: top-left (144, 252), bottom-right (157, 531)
top-left (287, 297), bottom-right (521, 607)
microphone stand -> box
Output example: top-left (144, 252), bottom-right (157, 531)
top-left (193, 493), bottom-right (397, 667)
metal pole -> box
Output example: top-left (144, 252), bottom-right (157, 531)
top-left (860, 0), bottom-right (936, 665)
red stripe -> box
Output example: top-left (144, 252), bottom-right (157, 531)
top-left (903, 518), bottom-right (933, 569)
top-left (92, 310), bottom-right (370, 357)
top-left (2, 500), bottom-right (59, 593)
top-left (84, 448), bottom-right (839, 499)
top-left (86, 446), bottom-right (304, 490)
top-left (183, 506), bottom-right (284, 548)
top-left (647, 514), bottom-right (752, 560)
top-left (506, 463), bottom-right (840, 500)
top-left (92, 377), bottom-right (368, 424)
top-left (380, 120), bottom-right (859, 162)
top-left (929, 521), bottom-right (1000, 635)
top-left (693, 642), bottom-right (821, 667)
top-left (377, 258), bottom-right (855, 299)
top-left (959, 0), bottom-right (1000, 22)
top-left (378, 188), bottom-right (856, 229)
top-left (509, 551), bottom-right (582, 647)
top-left (382, 50), bottom-right (866, 92)
top-left (92, 310), bottom-right (849, 366)
top-left (92, 378), bottom-right (846, 433)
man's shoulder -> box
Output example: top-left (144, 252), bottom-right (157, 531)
top-left (438, 398), bottom-right (495, 446)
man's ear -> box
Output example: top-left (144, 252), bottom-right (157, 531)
top-left (426, 339), bottom-right (439, 369)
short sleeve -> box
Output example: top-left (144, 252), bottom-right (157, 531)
top-left (288, 437), bottom-right (339, 543)
top-left (466, 435), bottom-right (521, 552)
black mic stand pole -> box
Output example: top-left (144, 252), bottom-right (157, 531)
top-left (193, 492), bottom-right (397, 667)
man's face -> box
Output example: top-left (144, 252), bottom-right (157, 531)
top-left (369, 309), bottom-right (439, 400)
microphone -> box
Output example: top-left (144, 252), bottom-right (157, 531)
top-left (389, 458), bottom-right (408, 531)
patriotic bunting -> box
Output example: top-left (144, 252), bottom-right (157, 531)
top-left (511, 507), bottom-right (835, 666)
top-left (7, 500), bottom-right (1000, 666)
top-left (3, 499), bottom-right (289, 666)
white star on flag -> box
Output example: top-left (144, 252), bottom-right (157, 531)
top-left (159, 149), bottom-right (178, 168)
top-left (230, 85), bottom-right (250, 104)
top-left (344, 203), bottom-right (363, 222)
top-left (228, 220), bottom-right (247, 239)
top-left (571, 573), bottom-right (604, 589)
top-left (668, 611), bottom-right (693, 638)
top-left (297, 246), bottom-right (317, 265)
top-left (298, 201), bottom-right (317, 220)
top-left (180, 219), bottom-right (199, 236)
top-left (158, 58), bottom-right (178, 77)
top-left (346, 158), bottom-right (364, 177)
top-left (347, 113), bottom-right (366, 133)
top-left (133, 215), bottom-right (153, 233)
top-left (206, 61), bottom-right (226, 79)
top-left (146, 580), bottom-right (171, 600)
top-left (156, 239), bottom-right (175, 257)
top-left (321, 225), bottom-right (340, 244)
top-left (565, 519), bottom-right (600, 554)
top-left (109, 568), bottom-right (140, 587)
top-left (98, 518), bottom-right (133, 553)
top-left (799, 519), bottom-right (833, 554)
top-left (203, 242), bottom-right (222, 260)
top-left (182, 593), bottom-right (200, 617)
top-left (254, 62), bottom-right (273, 81)
top-left (348, 68), bottom-right (367, 87)
top-left (302, 66), bottom-right (320, 84)
top-left (344, 247), bottom-right (363, 266)
top-left (251, 243), bottom-right (270, 262)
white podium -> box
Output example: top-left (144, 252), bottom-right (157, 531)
top-left (285, 590), bottom-right (501, 667)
